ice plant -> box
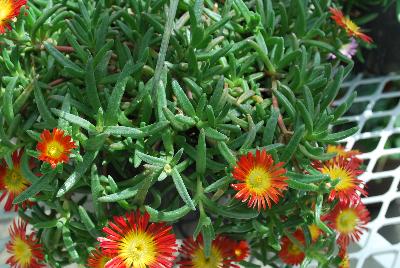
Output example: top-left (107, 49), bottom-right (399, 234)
top-left (97, 209), bottom-right (177, 268)
top-left (36, 128), bottom-right (77, 169)
top-left (278, 230), bottom-right (305, 266)
top-left (324, 202), bottom-right (370, 248)
top-left (0, 150), bottom-right (32, 211)
top-left (179, 235), bottom-right (237, 268)
top-left (338, 250), bottom-right (350, 268)
top-left (87, 247), bottom-right (113, 268)
top-left (6, 218), bottom-right (44, 268)
top-left (231, 149), bottom-right (288, 211)
top-left (0, 0), bottom-right (27, 34)
top-left (230, 240), bottom-right (249, 262)
top-left (329, 7), bottom-right (373, 43)
top-left (313, 157), bottom-right (367, 205)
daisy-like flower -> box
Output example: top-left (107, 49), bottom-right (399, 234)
top-left (179, 235), bottom-right (237, 268)
top-left (231, 150), bottom-right (288, 211)
top-left (313, 157), bottom-right (367, 206)
top-left (326, 145), bottom-right (362, 166)
top-left (278, 230), bottom-right (305, 266)
top-left (328, 38), bottom-right (358, 60)
top-left (308, 224), bottom-right (322, 242)
top-left (97, 209), bottom-right (177, 268)
top-left (87, 247), bottom-right (113, 268)
top-left (0, 0), bottom-right (27, 34)
top-left (0, 150), bottom-right (33, 211)
top-left (230, 240), bottom-right (249, 262)
top-left (329, 7), bottom-right (373, 43)
top-left (36, 128), bottom-right (77, 169)
top-left (6, 218), bottom-right (45, 268)
top-left (324, 202), bottom-right (370, 248)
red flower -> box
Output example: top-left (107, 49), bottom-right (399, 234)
top-left (97, 209), bottom-right (177, 268)
top-left (231, 150), bottom-right (288, 211)
top-left (178, 235), bottom-right (238, 268)
top-left (324, 202), bottom-right (370, 248)
top-left (87, 247), bottom-right (113, 268)
top-left (278, 230), bottom-right (305, 266)
top-left (326, 145), bottom-right (362, 167)
top-left (230, 240), bottom-right (249, 262)
top-left (6, 218), bottom-right (45, 268)
top-left (329, 7), bottom-right (373, 43)
top-left (313, 157), bottom-right (367, 206)
top-left (37, 128), bottom-right (77, 169)
top-left (0, 0), bottom-right (27, 34)
top-left (0, 150), bottom-right (33, 211)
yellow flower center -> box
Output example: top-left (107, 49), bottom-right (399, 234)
top-left (246, 166), bottom-right (271, 194)
top-left (309, 224), bottom-right (320, 241)
top-left (4, 167), bottom-right (29, 194)
top-left (46, 141), bottom-right (65, 158)
top-left (12, 237), bottom-right (33, 266)
top-left (321, 165), bottom-right (352, 191)
top-left (192, 245), bottom-right (223, 268)
top-left (118, 230), bottom-right (157, 267)
top-left (234, 248), bottom-right (242, 257)
top-left (343, 17), bottom-right (360, 33)
top-left (340, 255), bottom-right (350, 268)
top-left (0, 0), bottom-right (12, 21)
top-left (287, 243), bottom-right (301, 256)
top-left (336, 209), bottom-right (358, 234)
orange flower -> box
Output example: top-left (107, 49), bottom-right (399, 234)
top-left (87, 247), bottom-right (113, 268)
top-left (326, 145), bottom-right (362, 167)
top-left (329, 7), bottom-right (373, 43)
top-left (324, 202), bottom-right (370, 248)
top-left (231, 150), bottom-right (288, 211)
top-left (308, 224), bottom-right (322, 242)
top-left (37, 128), bottom-right (77, 169)
top-left (278, 230), bottom-right (305, 266)
top-left (0, 0), bottom-right (27, 34)
top-left (230, 240), bottom-right (249, 262)
top-left (97, 210), bottom-right (177, 268)
top-left (179, 235), bottom-right (238, 268)
top-left (313, 157), bottom-right (367, 206)
top-left (0, 150), bottom-right (33, 211)
top-left (6, 218), bottom-right (45, 268)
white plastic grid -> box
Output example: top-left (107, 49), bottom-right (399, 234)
top-left (336, 74), bottom-right (400, 268)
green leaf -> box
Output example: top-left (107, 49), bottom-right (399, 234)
top-left (3, 77), bottom-right (17, 124)
top-left (204, 127), bottom-right (228, 141)
top-left (202, 197), bottom-right (260, 219)
top-left (196, 129), bottom-right (206, 175)
top-left (281, 125), bottom-right (305, 162)
top-left (287, 179), bottom-right (319, 191)
top-left (51, 108), bottom-right (96, 131)
top-left (263, 107), bottom-right (279, 145)
top-left (204, 176), bottom-right (232, 193)
top-left (136, 151), bottom-right (167, 167)
top-left (31, 4), bottom-right (64, 41)
top-left (78, 206), bottom-right (100, 238)
top-left (62, 226), bottom-right (80, 262)
top-left (13, 173), bottom-right (54, 204)
top-left (34, 84), bottom-right (57, 127)
top-left (57, 151), bottom-right (98, 197)
top-left (145, 204), bottom-right (193, 222)
top-left (44, 42), bottom-right (84, 75)
top-left (217, 141), bottom-right (236, 167)
top-left (85, 58), bottom-right (102, 112)
top-left (104, 126), bottom-right (143, 138)
top-left (171, 167), bottom-right (196, 210)
top-left (287, 171), bottom-right (328, 183)
top-left (321, 127), bottom-right (359, 143)
top-left (98, 185), bottom-right (139, 202)
top-left (172, 80), bottom-right (196, 117)
top-left (105, 61), bottom-right (135, 125)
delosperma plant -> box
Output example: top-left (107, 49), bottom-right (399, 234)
top-left (0, 0), bottom-right (374, 267)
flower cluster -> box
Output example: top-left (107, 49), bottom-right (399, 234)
top-left (1, 1), bottom-right (377, 267)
